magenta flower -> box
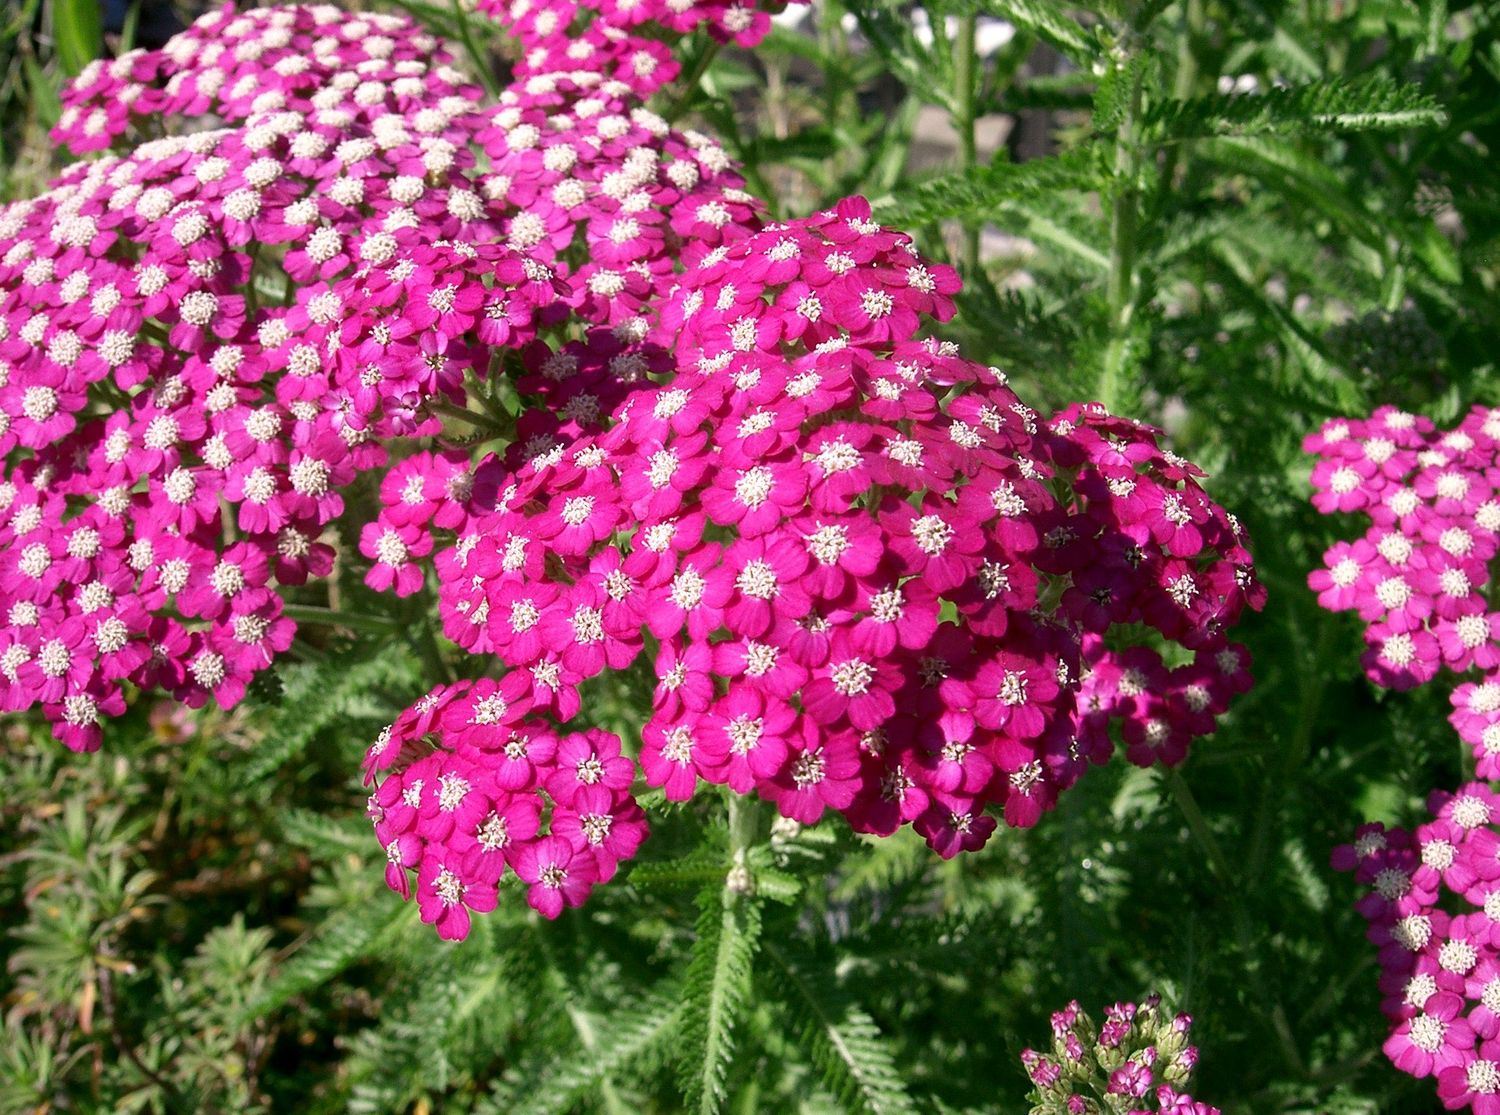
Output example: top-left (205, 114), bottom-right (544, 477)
top-left (515, 835), bottom-right (599, 919)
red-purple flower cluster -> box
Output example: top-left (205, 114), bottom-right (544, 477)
top-left (0, 2), bottom-right (763, 751)
top-left (1306, 405), bottom-right (1500, 772)
top-left (3, 0), bottom-right (1261, 938)
top-left (57, 4), bottom-right (479, 153)
top-left (1333, 785), bottom-right (1500, 1112)
top-left (478, 0), bottom-right (788, 98)
top-left (1021, 995), bottom-right (1220, 1114)
top-left (384, 197), bottom-right (1259, 869)
top-left (363, 677), bottom-right (647, 938)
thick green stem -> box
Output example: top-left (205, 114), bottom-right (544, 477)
top-left (953, 13), bottom-right (980, 275)
top-left (726, 792), bottom-right (770, 899)
top-left (1098, 55), bottom-right (1145, 413)
top-left (1167, 765), bottom-right (1307, 1076)
top-left (430, 397), bottom-right (503, 434)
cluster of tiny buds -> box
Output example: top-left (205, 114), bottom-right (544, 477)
top-left (1021, 995), bottom-right (1218, 1115)
top-left (1306, 405), bottom-right (1500, 776)
top-left (1333, 784), bottom-right (1500, 1111)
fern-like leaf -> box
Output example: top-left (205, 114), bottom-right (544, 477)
top-left (763, 941), bottom-right (917, 1115)
top-left (238, 645), bottom-right (418, 784)
top-left (872, 148), bottom-right (1105, 227)
top-left (678, 883), bottom-right (762, 1115)
top-left (1147, 76), bottom-right (1447, 140)
top-left (243, 901), bottom-right (413, 1020)
top-left (494, 992), bottom-right (684, 1115)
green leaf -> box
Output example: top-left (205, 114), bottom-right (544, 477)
top-left (498, 993), bottom-right (684, 1115)
top-left (21, 55), bottom-right (61, 129)
top-left (970, 0), bottom-right (1099, 65)
top-left (764, 942), bottom-right (917, 1115)
top-left (280, 809), bottom-right (372, 860)
top-left (1147, 77), bottom-right (1448, 141)
top-left (237, 645), bottom-right (417, 784)
top-left (244, 901), bottom-right (414, 1021)
top-left (52, 0), bottom-right (102, 76)
top-left (678, 885), bottom-right (762, 1114)
top-left (872, 148), bottom-right (1106, 227)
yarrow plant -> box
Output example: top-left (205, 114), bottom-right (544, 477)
top-left (0, 0), bottom-right (1262, 944)
top-left (1333, 784), bottom-right (1500, 1111)
top-left (1021, 995), bottom-right (1220, 1115)
top-left (1306, 405), bottom-right (1500, 772)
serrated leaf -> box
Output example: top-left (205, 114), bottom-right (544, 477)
top-left (1147, 76), bottom-right (1447, 141)
top-left (678, 885), bottom-right (762, 1114)
top-left (871, 148), bottom-right (1106, 227)
top-left (764, 942), bottom-right (917, 1115)
top-left (495, 993), bottom-right (683, 1115)
top-left (280, 808), bottom-right (373, 859)
top-left (243, 902), bottom-right (414, 1021)
top-left (971, 0), bottom-right (1099, 64)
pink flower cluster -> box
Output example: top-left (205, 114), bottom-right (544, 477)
top-left (363, 677), bottom-right (646, 939)
top-left (1306, 405), bottom-right (1500, 772)
top-left (4, 0), bottom-right (1262, 939)
top-left (478, 0), bottom-right (787, 99)
top-left (389, 197), bottom-right (1260, 870)
top-left (0, 1), bottom-right (763, 750)
top-left (1022, 995), bottom-right (1220, 1114)
top-left (1333, 785), bottom-right (1500, 1112)
top-left (0, 5), bottom-right (504, 747)
top-left (57, 4), bottom-right (478, 153)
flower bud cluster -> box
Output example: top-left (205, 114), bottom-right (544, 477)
top-left (1333, 784), bottom-right (1500, 1110)
top-left (1306, 406), bottom-right (1500, 773)
top-left (1021, 995), bottom-right (1219, 1115)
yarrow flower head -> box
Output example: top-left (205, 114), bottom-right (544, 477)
top-left (1333, 783), bottom-right (1500, 1108)
top-left (1306, 405), bottom-right (1500, 770)
top-left (405, 197), bottom-right (1261, 863)
top-left (0, 0), bottom-right (762, 751)
top-left (1022, 995), bottom-right (1220, 1115)
top-left (365, 679), bottom-right (646, 938)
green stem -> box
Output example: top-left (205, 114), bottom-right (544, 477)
top-left (1168, 765), bottom-right (1308, 1076)
top-left (430, 397), bottom-right (503, 433)
top-left (663, 36), bottom-right (724, 123)
top-left (451, 0), bottom-right (500, 98)
top-left (726, 792), bottom-right (770, 899)
top-left (281, 604), bottom-right (399, 635)
top-left (953, 12), bottom-right (980, 275)
top-left (1164, 766), bottom-right (1235, 889)
top-left (1098, 52), bottom-right (1146, 414)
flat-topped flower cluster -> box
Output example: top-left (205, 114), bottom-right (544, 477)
top-left (1022, 995), bottom-right (1221, 1115)
top-left (1334, 786), bottom-right (1500, 1111)
top-left (395, 195), bottom-right (1260, 881)
top-left (1307, 406), bottom-right (1500, 773)
top-left (1, 0), bottom-right (1261, 940)
top-left (0, 2), bottom-right (762, 752)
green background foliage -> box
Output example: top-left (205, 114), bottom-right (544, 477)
top-left (3, 1), bottom-right (1499, 1111)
